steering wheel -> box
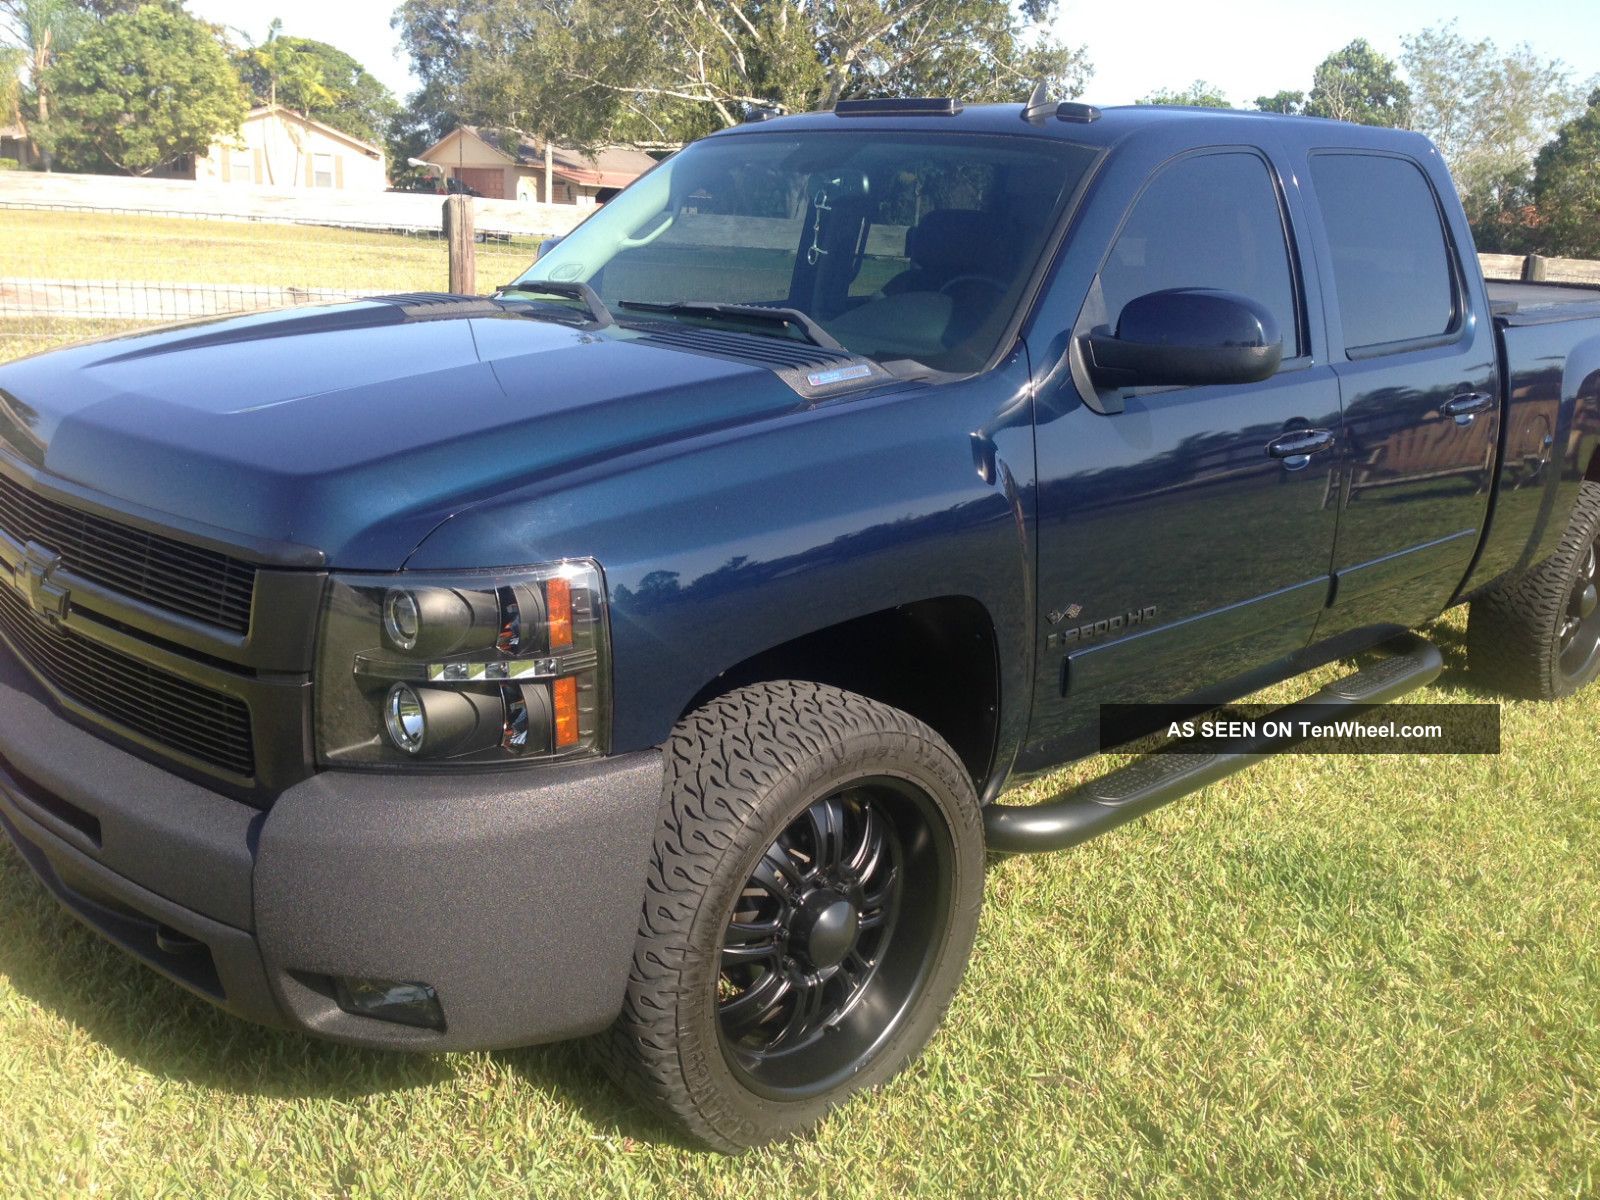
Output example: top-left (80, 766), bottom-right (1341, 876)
top-left (939, 274), bottom-right (1007, 298)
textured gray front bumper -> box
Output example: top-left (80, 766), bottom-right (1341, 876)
top-left (0, 644), bottom-right (663, 1051)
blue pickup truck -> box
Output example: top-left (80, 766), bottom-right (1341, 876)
top-left (1, 96), bottom-right (1599, 1151)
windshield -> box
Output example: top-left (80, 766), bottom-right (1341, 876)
top-left (515, 130), bottom-right (1098, 374)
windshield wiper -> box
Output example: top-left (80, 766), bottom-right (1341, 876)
top-left (499, 279), bottom-right (614, 328)
top-left (616, 300), bottom-right (846, 353)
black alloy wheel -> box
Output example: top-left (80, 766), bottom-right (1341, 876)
top-left (1468, 480), bottom-right (1600, 699)
top-left (603, 681), bottom-right (984, 1152)
top-left (716, 779), bottom-right (950, 1099)
top-left (1558, 535), bottom-right (1600, 680)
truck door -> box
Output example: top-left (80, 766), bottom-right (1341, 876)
top-left (1303, 151), bottom-right (1499, 638)
top-left (1024, 147), bottom-right (1344, 767)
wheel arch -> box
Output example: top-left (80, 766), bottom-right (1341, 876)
top-left (678, 595), bottom-right (1002, 788)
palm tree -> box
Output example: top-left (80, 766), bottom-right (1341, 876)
top-left (0, 0), bottom-right (87, 170)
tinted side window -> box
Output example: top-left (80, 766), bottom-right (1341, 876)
top-left (1100, 152), bottom-right (1301, 358)
top-left (1310, 154), bottom-right (1455, 351)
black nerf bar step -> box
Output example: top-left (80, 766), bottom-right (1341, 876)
top-left (984, 633), bottom-right (1443, 854)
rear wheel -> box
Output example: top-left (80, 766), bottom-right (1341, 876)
top-left (603, 681), bottom-right (984, 1151)
top-left (1467, 480), bottom-right (1600, 698)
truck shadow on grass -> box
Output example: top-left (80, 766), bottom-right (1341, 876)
top-left (0, 844), bottom-right (677, 1144)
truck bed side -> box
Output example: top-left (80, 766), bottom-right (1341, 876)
top-left (1456, 294), bottom-right (1600, 598)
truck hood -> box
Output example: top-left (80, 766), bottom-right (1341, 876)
top-left (0, 300), bottom-right (809, 567)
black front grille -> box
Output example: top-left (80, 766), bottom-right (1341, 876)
top-left (0, 582), bottom-right (255, 777)
top-left (0, 471), bottom-right (256, 634)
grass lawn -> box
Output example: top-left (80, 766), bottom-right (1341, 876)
top-left (0, 608), bottom-right (1596, 1197)
top-left (0, 209), bottom-right (542, 361)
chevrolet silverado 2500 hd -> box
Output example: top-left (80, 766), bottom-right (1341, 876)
top-left (2, 97), bottom-right (1599, 1151)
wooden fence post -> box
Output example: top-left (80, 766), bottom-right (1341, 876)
top-left (444, 194), bottom-right (476, 294)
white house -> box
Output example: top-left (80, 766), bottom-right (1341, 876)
top-left (189, 105), bottom-right (387, 191)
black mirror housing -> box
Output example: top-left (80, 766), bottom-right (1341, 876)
top-left (1084, 288), bottom-right (1284, 389)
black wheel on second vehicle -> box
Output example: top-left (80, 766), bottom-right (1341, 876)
top-left (1468, 479), bottom-right (1600, 698)
top-left (602, 681), bottom-right (984, 1152)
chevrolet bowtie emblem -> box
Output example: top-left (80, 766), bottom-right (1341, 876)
top-left (17, 541), bottom-right (68, 625)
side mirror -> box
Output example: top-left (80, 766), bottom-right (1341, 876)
top-left (534, 235), bottom-right (564, 262)
top-left (1084, 288), bottom-right (1283, 390)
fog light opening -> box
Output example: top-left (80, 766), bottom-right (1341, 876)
top-left (333, 977), bottom-right (446, 1031)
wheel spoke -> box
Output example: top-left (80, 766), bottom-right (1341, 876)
top-left (861, 864), bottom-right (899, 913)
top-left (720, 969), bottom-right (792, 1035)
top-left (832, 949), bottom-right (873, 1000)
top-left (846, 802), bottom-right (885, 880)
top-left (750, 848), bottom-right (805, 907)
top-left (722, 918), bottom-right (785, 967)
top-left (857, 904), bottom-right (890, 934)
top-left (805, 795), bottom-right (850, 878)
top-left (775, 974), bottom-right (830, 1045)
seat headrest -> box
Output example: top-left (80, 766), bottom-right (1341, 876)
top-left (905, 210), bottom-right (997, 276)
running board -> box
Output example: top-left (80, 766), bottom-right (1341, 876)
top-left (984, 633), bottom-right (1443, 855)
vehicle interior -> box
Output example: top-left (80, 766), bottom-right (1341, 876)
top-left (521, 131), bottom-right (1098, 374)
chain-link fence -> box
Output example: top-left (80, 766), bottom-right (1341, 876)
top-left (0, 201), bottom-right (545, 362)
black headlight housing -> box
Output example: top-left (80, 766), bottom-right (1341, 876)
top-left (315, 561), bottom-right (609, 766)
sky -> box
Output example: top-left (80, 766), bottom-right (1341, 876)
top-left (186, 0), bottom-right (1600, 108)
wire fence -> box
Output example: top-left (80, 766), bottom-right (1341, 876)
top-left (0, 200), bottom-right (545, 361)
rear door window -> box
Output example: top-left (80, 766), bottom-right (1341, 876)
top-left (1097, 151), bottom-right (1303, 359)
top-left (1309, 153), bottom-right (1457, 352)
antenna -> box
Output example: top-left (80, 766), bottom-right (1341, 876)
top-left (1022, 80), bottom-right (1055, 122)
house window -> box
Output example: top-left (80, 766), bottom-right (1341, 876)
top-left (232, 152), bottom-right (254, 185)
top-left (313, 153), bottom-right (336, 188)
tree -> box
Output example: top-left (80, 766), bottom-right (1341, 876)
top-left (0, 0), bottom-right (89, 169)
top-left (1254, 89), bottom-right (1303, 115)
top-left (234, 23), bottom-right (398, 145)
top-left (1402, 22), bottom-right (1584, 239)
top-left (1304, 38), bottom-right (1410, 127)
top-left (394, 0), bottom-right (1091, 149)
top-left (1137, 80), bottom-right (1230, 108)
top-left (1, 45), bottom-right (21, 125)
top-left (45, 6), bottom-right (247, 175)
top-left (1531, 90), bottom-right (1600, 258)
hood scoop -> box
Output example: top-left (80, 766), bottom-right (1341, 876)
top-left (629, 324), bottom-right (893, 399)
top-left (372, 293), bottom-right (509, 320)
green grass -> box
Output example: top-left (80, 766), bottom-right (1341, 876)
top-left (0, 209), bottom-right (543, 361)
top-left (1, 610), bottom-right (1597, 1197)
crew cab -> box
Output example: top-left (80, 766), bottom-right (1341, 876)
top-left (1, 97), bottom-right (1599, 1152)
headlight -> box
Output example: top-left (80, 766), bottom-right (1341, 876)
top-left (315, 560), bottom-right (609, 766)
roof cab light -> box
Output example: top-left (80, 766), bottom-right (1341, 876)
top-left (317, 561), bottom-right (609, 767)
top-left (833, 97), bottom-right (962, 117)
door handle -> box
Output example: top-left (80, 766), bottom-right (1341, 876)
top-left (1441, 392), bottom-right (1493, 424)
top-left (1266, 428), bottom-right (1335, 470)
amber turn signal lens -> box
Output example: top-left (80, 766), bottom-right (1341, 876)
top-left (553, 675), bottom-right (579, 748)
top-left (546, 577), bottom-right (573, 648)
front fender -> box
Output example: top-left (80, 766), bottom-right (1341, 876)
top-left (404, 354), bottom-right (1040, 778)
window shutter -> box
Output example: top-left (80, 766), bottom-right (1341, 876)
top-left (335, 156), bottom-right (345, 189)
